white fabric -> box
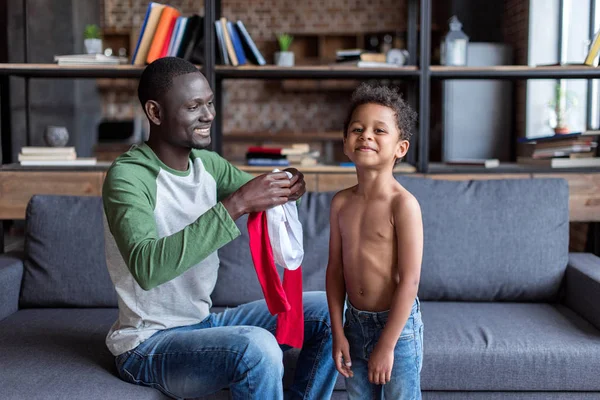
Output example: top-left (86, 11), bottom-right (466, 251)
top-left (266, 170), bottom-right (304, 270)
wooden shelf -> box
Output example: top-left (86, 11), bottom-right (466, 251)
top-left (216, 65), bottom-right (420, 79)
top-left (224, 131), bottom-right (343, 142)
top-left (428, 162), bottom-right (600, 174)
top-left (430, 65), bottom-right (600, 79)
top-left (235, 164), bottom-right (417, 174)
top-left (3, 64), bottom-right (600, 80)
top-left (0, 63), bottom-right (200, 78)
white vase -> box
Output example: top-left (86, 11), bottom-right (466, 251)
top-left (274, 51), bottom-right (294, 67)
top-left (84, 38), bottom-right (103, 54)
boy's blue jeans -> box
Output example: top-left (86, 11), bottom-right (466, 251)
top-left (344, 297), bottom-right (424, 400)
top-left (114, 292), bottom-right (337, 400)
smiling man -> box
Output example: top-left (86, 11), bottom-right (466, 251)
top-left (102, 57), bottom-right (337, 399)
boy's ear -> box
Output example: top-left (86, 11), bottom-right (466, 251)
top-left (395, 140), bottom-right (410, 160)
top-left (145, 100), bottom-right (162, 126)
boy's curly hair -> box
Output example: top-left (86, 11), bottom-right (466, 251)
top-left (343, 83), bottom-right (417, 141)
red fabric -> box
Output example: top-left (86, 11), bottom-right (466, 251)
top-left (247, 211), bottom-right (304, 348)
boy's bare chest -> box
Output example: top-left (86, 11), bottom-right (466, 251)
top-left (339, 202), bottom-right (395, 242)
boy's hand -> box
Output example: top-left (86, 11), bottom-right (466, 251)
top-left (332, 334), bottom-right (354, 378)
top-left (284, 168), bottom-right (306, 201)
top-left (368, 343), bottom-right (394, 385)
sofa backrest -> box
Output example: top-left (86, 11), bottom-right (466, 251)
top-left (213, 176), bottom-right (570, 304)
top-left (20, 176), bottom-right (569, 308)
top-left (20, 195), bottom-right (118, 308)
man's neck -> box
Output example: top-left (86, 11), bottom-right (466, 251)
top-left (146, 135), bottom-right (191, 172)
top-left (354, 165), bottom-right (397, 197)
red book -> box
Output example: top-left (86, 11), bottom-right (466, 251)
top-left (247, 147), bottom-right (282, 154)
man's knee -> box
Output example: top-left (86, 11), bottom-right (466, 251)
top-left (303, 291), bottom-right (331, 322)
top-left (236, 326), bottom-right (283, 376)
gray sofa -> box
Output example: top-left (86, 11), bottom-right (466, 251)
top-left (1, 176), bottom-right (600, 399)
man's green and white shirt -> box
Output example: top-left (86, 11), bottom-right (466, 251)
top-left (102, 143), bottom-right (252, 356)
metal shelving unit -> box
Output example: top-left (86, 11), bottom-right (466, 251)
top-left (2, 0), bottom-right (600, 173)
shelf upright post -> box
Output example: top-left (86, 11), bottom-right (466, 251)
top-left (204, 0), bottom-right (221, 154)
top-left (405, 0), bottom-right (419, 167)
top-left (418, 0), bottom-right (431, 173)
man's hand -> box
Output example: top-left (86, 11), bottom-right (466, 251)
top-left (332, 334), bottom-right (354, 378)
top-left (284, 168), bottom-right (306, 201)
top-left (222, 172), bottom-right (292, 220)
top-left (368, 342), bottom-right (394, 385)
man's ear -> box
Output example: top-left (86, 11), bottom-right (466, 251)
top-left (395, 140), bottom-right (410, 160)
top-left (145, 100), bottom-right (162, 126)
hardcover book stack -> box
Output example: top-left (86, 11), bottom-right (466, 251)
top-left (517, 131), bottom-right (600, 168)
top-left (245, 144), bottom-right (319, 167)
top-left (18, 147), bottom-right (97, 166)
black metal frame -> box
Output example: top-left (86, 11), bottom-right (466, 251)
top-left (3, 0), bottom-right (600, 175)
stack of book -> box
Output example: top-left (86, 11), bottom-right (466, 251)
top-left (131, 2), bottom-right (204, 65)
top-left (517, 131), bottom-right (600, 168)
top-left (245, 144), bottom-right (319, 167)
top-left (214, 17), bottom-right (265, 66)
top-left (18, 147), bottom-right (97, 166)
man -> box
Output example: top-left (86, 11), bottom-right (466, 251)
top-left (102, 57), bottom-right (337, 399)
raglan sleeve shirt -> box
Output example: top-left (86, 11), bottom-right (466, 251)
top-left (102, 146), bottom-right (254, 291)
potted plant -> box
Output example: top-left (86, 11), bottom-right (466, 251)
top-left (84, 24), bottom-right (102, 54)
top-left (275, 33), bottom-right (294, 67)
top-left (548, 83), bottom-right (578, 134)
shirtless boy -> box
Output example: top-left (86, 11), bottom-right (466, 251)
top-left (326, 82), bottom-right (424, 399)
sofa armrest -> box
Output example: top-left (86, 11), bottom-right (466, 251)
top-left (0, 251), bottom-right (24, 321)
top-left (564, 252), bottom-right (600, 330)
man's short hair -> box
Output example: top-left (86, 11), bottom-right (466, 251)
top-left (137, 57), bottom-right (201, 108)
top-left (343, 82), bottom-right (417, 141)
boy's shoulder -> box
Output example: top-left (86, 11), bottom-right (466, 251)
top-left (331, 186), bottom-right (356, 206)
top-left (391, 185), bottom-right (421, 218)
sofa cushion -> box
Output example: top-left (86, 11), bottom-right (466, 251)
top-left (398, 177), bottom-right (569, 301)
top-left (0, 308), bottom-right (167, 399)
top-left (420, 302), bottom-right (600, 391)
top-left (213, 192), bottom-right (334, 307)
top-left (20, 195), bottom-right (118, 308)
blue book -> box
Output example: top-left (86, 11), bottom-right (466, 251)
top-left (235, 20), bottom-right (266, 66)
top-left (130, 2), bottom-right (155, 65)
top-left (226, 21), bottom-right (247, 65)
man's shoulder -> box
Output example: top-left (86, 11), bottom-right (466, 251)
top-left (105, 145), bottom-right (160, 187)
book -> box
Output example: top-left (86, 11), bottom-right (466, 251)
top-left (235, 21), bottom-right (266, 66)
top-left (146, 6), bottom-right (180, 64)
top-left (18, 153), bottom-right (77, 161)
top-left (19, 158), bottom-right (98, 166)
top-left (220, 17), bottom-right (238, 66)
top-left (585, 30), bottom-right (600, 66)
top-left (445, 158), bottom-right (500, 168)
top-left (517, 156), bottom-right (600, 168)
top-left (54, 54), bottom-right (127, 65)
top-left (20, 146), bottom-right (75, 154)
top-left (227, 21), bottom-right (246, 65)
top-left (215, 21), bottom-right (230, 65)
top-left (132, 3), bottom-right (165, 65)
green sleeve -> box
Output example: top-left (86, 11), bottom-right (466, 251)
top-left (196, 150), bottom-right (254, 201)
top-left (103, 163), bottom-right (241, 291)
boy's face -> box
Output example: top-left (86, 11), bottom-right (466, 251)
top-left (343, 103), bottom-right (409, 168)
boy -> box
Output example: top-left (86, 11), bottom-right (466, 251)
top-left (326, 83), bottom-right (424, 399)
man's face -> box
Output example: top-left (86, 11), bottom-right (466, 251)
top-left (159, 72), bottom-right (215, 150)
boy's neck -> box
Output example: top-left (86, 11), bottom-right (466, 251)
top-left (354, 165), bottom-right (398, 197)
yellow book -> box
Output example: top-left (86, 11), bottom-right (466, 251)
top-left (584, 30), bottom-right (600, 66)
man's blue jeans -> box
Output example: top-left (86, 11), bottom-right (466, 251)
top-left (344, 298), bottom-right (424, 400)
top-left (114, 291), bottom-right (337, 399)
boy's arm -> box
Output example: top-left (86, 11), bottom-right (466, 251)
top-left (326, 192), bottom-right (353, 377)
top-left (326, 192), bottom-right (346, 338)
top-left (379, 195), bottom-right (423, 349)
